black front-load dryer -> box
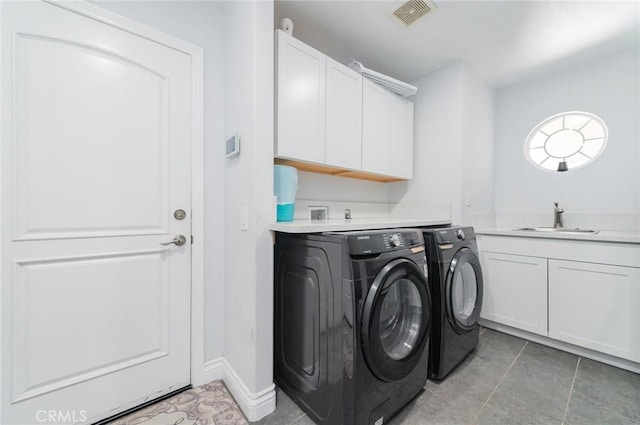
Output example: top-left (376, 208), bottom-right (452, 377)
top-left (422, 226), bottom-right (483, 381)
top-left (274, 229), bottom-right (431, 425)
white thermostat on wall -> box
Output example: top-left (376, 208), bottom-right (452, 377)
top-left (225, 132), bottom-right (240, 159)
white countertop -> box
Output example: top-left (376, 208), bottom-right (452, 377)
top-left (270, 217), bottom-right (451, 233)
top-left (477, 227), bottom-right (640, 244)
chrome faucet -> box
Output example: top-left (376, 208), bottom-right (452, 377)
top-left (553, 202), bottom-right (564, 228)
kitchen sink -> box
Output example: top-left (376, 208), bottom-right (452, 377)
top-left (513, 227), bottom-right (600, 234)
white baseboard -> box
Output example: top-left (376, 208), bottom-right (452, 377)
top-left (480, 319), bottom-right (640, 374)
top-left (203, 357), bottom-right (225, 383)
top-left (202, 357), bottom-right (276, 422)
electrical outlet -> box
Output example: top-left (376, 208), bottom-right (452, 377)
top-left (308, 206), bottom-right (329, 221)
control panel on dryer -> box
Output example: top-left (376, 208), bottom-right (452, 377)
top-left (434, 227), bottom-right (475, 245)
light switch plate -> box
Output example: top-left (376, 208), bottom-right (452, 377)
top-left (240, 206), bottom-right (248, 231)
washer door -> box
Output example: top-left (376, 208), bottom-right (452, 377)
top-left (362, 258), bottom-right (431, 382)
top-left (445, 247), bottom-right (483, 333)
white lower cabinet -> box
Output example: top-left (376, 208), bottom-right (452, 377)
top-left (479, 234), bottom-right (640, 365)
top-left (548, 259), bottom-right (640, 361)
top-left (480, 252), bottom-right (548, 336)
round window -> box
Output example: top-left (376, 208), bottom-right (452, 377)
top-left (524, 111), bottom-right (608, 172)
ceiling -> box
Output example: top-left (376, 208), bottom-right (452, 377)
top-left (275, 0), bottom-right (640, 87)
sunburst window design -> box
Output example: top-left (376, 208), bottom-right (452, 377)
top-left (524, 112), bottom-right (608, 172)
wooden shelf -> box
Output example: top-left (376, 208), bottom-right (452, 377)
top-left (274, 158), bottom-right (406, 183)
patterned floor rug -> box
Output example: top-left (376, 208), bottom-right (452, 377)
top-left (108, 381), bottom-right (248, 425)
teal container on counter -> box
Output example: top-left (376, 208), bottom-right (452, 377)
top-left (274, 165), bottom-right (298, 222)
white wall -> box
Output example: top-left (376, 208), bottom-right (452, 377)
top-left (389, 61), bottom-right (494, 226)
top-left (296, 171), bottom-right (389, 202)
top-left (388, 62), bottom-right (463, 222)
top-left (93, 0), bottom-right (226, 363)
top-left (494, 47), bottom-right (640, 230)
top-left (222, 0), bottom-right (275, 397)
top-left (461, 65), bottom-right (495, 227)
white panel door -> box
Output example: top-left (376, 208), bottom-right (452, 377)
top-left (480, 252), bottom-right (548, 336)
top-left (276, 30), bottom-right (326, 163)
top-left (325, 57), bottom-right (362, 170)
top-left (549, 259), bottom-right (640, 361)
top-left (389, 95), bottom-right (414, 179)
top-left (1, 2), bottom-right (192, 424)
top-left (362, 79), bottom-right (391, 175)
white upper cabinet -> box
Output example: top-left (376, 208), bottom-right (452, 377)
top-left (276, 30), bottom-right (326, 163)
top-left (390, 96), bottom-right (414, 179)
top-left (275, 30), bottom-right (414, 181)
top-left (362, 79), bottom-right (415, 178)
top-left (362, 79), bottom-right (392, 175)
top-left (325, 57), bottom-right (362, 170)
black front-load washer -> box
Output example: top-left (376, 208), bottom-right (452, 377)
top-left (422, 226), bottom-right (483, 381)
top-left (274, 229), bottom-right (431, 425)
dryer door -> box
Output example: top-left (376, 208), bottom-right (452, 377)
top-left (445, 247), bottom-right (483, 333)
top-left (362, 258), bottom-right (431, 382)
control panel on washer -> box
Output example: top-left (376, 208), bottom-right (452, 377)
top-left (346, 230), bottom-right (424, 255)
top-left (384, 233), bottom-right (406, 249)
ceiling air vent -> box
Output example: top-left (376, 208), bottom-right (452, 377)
top-left (392, 0), bottom-right (436, 26)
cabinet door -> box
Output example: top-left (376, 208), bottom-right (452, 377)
top-left (480, 252), bottom-right (548, 336)
top-left (361, 79), bottom-right (391, 175)
top-left (325, 57), bottom-right (362, 170)
top-left (276, 30), bottom-right (326, 163)
top-left (389, 95), bottom-right (414, 179)
top-left (549, 259), bottom-right (640, 361)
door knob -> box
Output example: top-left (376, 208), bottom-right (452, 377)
top-left (161, 235), bottom-right (187, 246)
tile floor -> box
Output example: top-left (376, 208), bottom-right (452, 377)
top-left (254, 328), bottom-right (640, 425)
